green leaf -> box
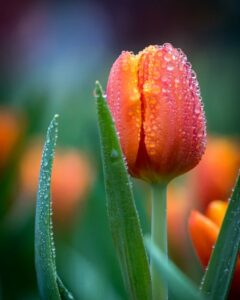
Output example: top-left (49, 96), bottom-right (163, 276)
top-left (95, 81), bottom-right (151, 300)
top-left (145, 237), bottom-right (206, 300)
top-left (59, 247), bottom-right (123, 300)
top-left (35, 115), bottom-right (75, 300)
top-left (35, 114), bottom-right (61, 300)
top-left (57, 276), bottom-right (74, 300)
top-left (200, 173), bottom-right (240, 299)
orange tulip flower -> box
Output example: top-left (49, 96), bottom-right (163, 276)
top-left (0, 108), bottom-right (24, 171)
top-left (19, 139), bottom-right (95, 221)
top-left (190, 137), bottom-right (240, 209)
top-left (189, 200), bottom-right (240, 298)
top-left (167, 183), bottom-right (200, 274)
top-left (167, 185), bottom-right (191, 252)
top-left (107, 43), bottom-right (206, 183)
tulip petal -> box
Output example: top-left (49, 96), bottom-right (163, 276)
top-left (205, 200), bottom-right (228, 227)
top-left (140, 45), bottom-right (178, 175)
top-left (188, 210), bottom-right (219, 267)
top-left (138, 44), bottom-right (206, 180)
top-left (106, 51), bottom-right (141, 171)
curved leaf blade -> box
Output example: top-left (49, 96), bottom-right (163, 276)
top-left (95, 81), bottom-right (151, 300)
top-left (200, 173), bottom-right (240, 299)
top-left (57, 276), bottom-right (74, 300)
top-left (35, 115), bottom-right (61, 300)
top-left (145, 237), bottom-right (206, 300)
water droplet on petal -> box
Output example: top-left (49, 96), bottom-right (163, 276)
top-left (167, 62), bottom-right (174, 71)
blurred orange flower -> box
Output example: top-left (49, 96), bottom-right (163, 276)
top-left (190, 137), bottom-right (240, 209)
top-left (167, 185), bottom-right (191, 253)
top-left (107, 43), bottom-right (206, 183)
top-left (19, 138), bottom-right (95, 221)
top-left (188, 200), bottom-right (240, 298)
top-left (167, 183), bottom-right (200, 274)
top-left (0, 108), bottom-right (25, 172)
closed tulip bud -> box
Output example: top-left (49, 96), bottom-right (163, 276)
top-left (107, 43), bottom-right (206, 183)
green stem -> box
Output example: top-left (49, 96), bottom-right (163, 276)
top-left (151, 183), bottom-right (168, 300)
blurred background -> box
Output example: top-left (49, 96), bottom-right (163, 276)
top-left (0, 1), bottom-right (239, 299)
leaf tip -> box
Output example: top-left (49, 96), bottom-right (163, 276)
top-left (52, 114), bottom-right (60, 127)
top-left (94, 80), bottom-right (104, 100)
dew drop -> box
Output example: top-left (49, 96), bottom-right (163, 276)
top-left (111, 149), bottom-right (119, 159)
top-left (175, 78), bottom-right (180, 84)
top-left (194, 107), bottom-right (201, 115)
top-left (161, 75), bottom-right (168, 83)
top-left (163, 43), bottom-right (173, 51)
top-left (164, 53), bottom-right (172, 62)
top-left (167, 63), bottom-right (174, 71)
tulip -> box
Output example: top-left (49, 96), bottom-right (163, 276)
top-left (188, 200), bottom-right (240, 298)
top-left (190, 137), bottom-right (240, 209)
top-left (167, 185), bottom-right (191, 253)
top-left (0, 108), bottom-right (24, 172)
top-left (19, 138), bottom-right (95, 222)
top-left (107, 43), bottom-right (207, 299)
top-left (107, 43), bottom-right (206, 183)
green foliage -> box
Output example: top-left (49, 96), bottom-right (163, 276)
top-left (33, 87), bottom-right (240, 300)
top-left (95, 81), bottom-right (151, 300)
top-left (145, 237), bottom-right (206, 300)
top-left (35, 115), bottom-right (74, 300)
top-left (57, 277), bottom-right (74, 300)
top-left (200, 173), bottom-right (240, 299)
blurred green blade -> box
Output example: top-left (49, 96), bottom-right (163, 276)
top-left (200, 173), bottom-right (240, 299)
top-left (95, 81), bottom-right (151, 300)
top-left (57, 276), bottom-right (74, 300)
top-left (145, 237), bottom-right (206, 300)
top-left (35, 114), bottom-right (61, 300)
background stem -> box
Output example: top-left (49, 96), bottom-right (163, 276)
top-left (151, 183), bottom-right (168, 300)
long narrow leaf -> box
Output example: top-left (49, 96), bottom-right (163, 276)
top-left (95, 81), bottom-right (151, 300)
top-left (145, 237), bottom-right (206, 300)
top-left (57, 277), bottom-right (74, 300)
top-left (200, 173), bottom-right (240, 299)
top-left (35, 115), bottom-right (75, 300)
top-left (35, 114), bottom-right (61, 300)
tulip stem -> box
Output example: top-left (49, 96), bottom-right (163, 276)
top-left (151, 183), bottom-right (168, 300)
